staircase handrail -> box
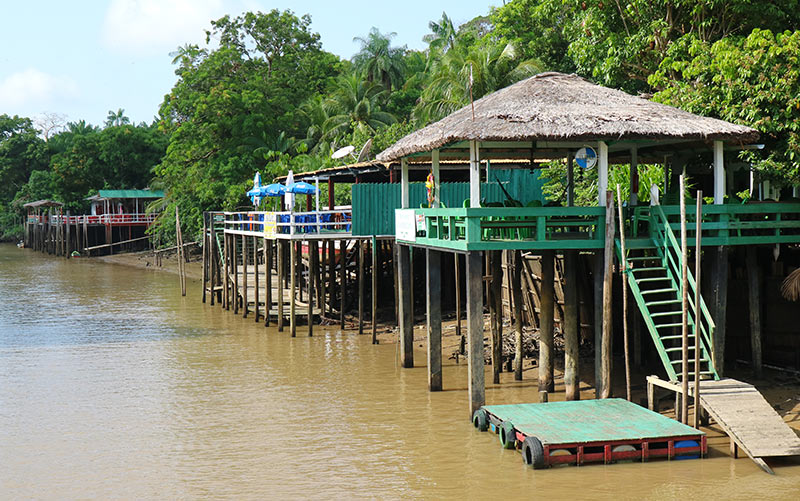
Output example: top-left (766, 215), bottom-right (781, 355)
top-left (649, 205), bottom-right (716, 355)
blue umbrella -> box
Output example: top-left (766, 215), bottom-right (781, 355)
top-left (263, 183), bottom-right (287, 197)
top-left (286, 181), bottom-right (318, 195)
top-left (248, 172), bottom-right (263, 206)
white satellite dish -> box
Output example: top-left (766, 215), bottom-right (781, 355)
top-left (332, 145), bottom-right (356, 159)
top-left (356, 138), bottom-right (372, 163)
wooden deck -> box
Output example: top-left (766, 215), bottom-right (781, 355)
top-left (647, 376), bottom-right (800, 473)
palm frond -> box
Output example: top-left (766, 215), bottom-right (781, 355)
top-left (781, 268), bottom-right (800, 301)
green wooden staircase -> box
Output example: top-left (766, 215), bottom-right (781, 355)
top-left (619, 206), bottom-right (719, 383)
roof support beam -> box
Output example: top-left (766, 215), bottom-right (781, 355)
top-left (598, 141), bottom-right (609, 206)
top-left (714, 140), bottom-right (725, 205)
top-left (469, 141), bottom-right (481, 207)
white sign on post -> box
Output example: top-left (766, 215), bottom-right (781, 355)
top-left (395, 209), bottom-right (416, 242)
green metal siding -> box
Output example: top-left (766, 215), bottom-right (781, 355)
top-left (351, 169), bottom-right (544, 236)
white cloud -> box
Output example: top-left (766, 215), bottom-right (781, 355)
top-left (102, 0), bottom-right (232, 55)
top-left (0, 68), bottom-right (78, 110)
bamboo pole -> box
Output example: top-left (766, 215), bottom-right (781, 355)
top-left (694, 190), bottom-right (703, 428)
top-left (600, 191), bottom-right (615, 399)
top-left (680, 174), bottom-right (689, 424)
top-left (616, 184), bottom-right (631, 401)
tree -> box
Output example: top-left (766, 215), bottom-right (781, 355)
top-left (352, 28), bottom-right (407, 90)
top-left (0, 115), bottom-right (49, 205)
top-left (423, 12), bottom-right (457, 54)
top-left (105, 108), bottom-right (130, 127)
top-left (321, 73), bottom-right (396, 143)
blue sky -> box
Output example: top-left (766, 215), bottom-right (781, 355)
top-left (0, 1), bottom-right (499, 129)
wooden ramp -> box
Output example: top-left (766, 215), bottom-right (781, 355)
top-left (648, 376), bottom-right (800, 474)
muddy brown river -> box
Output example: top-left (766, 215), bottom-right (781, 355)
top-left (1, 244), bottom-right (799, 499)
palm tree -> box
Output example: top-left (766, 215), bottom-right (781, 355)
top-left (414, 42), bottom-right (544, 124)
top-left (298, 94), bottom-right (331, 153)
top-left (352, 28), bottom-right (406, 91)
top-left (321, 73), bottom-right (396, 143)
top-left (105, 108), bottom-right (130, 127)
top-left (423, 12), bottom-right (457, 54)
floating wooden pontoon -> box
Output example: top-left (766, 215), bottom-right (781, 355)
top-left (474, 399), bottom-right (706, 469)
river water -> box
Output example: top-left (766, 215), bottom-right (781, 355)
top-left (1, 244), bottom-right (799, 499)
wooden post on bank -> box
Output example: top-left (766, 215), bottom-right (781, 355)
top-left (371, 237), bottom-right (378, 344)
top-left (398, 244), bottom-right (414, 368)
top-left (512, 250), bottom-right (524, 381)
top-left (694, 191), bottom-right (703, 428)
top-left (277, 241), bottom-right (284, 331)
top-left (427, 249), bottom-right (442, 391)
top-left (539, 250), bottom-right (555, 393)
top-left (600, 191), bottom-right (615, 399)
top-left (467, 251), bottom-right (485, 416)
top-left (616, 185), bottom-right (631, 401)
top-left (290, 239), bottom-right (297, 337)
top-left (490, 250), bottom-right (503, 384)
top-left (358, 240), bottom-right (365, 335)
top-left (564, 250), bottom-right (580, 400)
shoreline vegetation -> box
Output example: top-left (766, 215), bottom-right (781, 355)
top-left (3, 4), bottom-right (800, 245)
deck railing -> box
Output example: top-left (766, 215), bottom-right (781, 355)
top-left (222, 208), bottom-right (352, 238)
top-left (29, 213), bottom-right (158, 225)
top-left (398, 207), bottom-right (607, 251)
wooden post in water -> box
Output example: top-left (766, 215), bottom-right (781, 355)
top-left (512, 250), bottom-right (524, 381)
top-left (398, 244), bottom-right (414, 368)
top-left (371, 236), bottom-right (378, 344)
top-left (254, 236), bottom-right (260, 323)
top-left (175, 206), bottom-right (186, 297)
top-left (65, 211), bottom-right (71, 258)
top-left (680, 175), bottom-right (689, 424)
top-left (466, 251), bottom-right (485, 416)
top-left (308, 240), bottom-right (315, 337)
top-left (320, 241), bottom-right (327, 317)
top-left (233, 233), bottom-right (239, 314)
top-left (223, 233), bottom-right (230, 310)
top-left (564, 250), bottom-right (580, 400)
top-left (358, 240), bottom-right (365, 335)
top-left (746, 246), bottom-right (762, 379)
top-left (277, 241), bottom-right (284, 331)
top-left (427, 249), bottom-right (442, 391)
top-left (242, 234), bottom-right (249, 318)
top-left (202, 215), bottom-right (208, 303)
top-left (540, 251), bottom-right (555, 393)
top-left (490, 250), bottom-right (503, 384)
top-left (264, 239), bottom-right (271, 326)
top-left (616, 185), bottom-right (631, 401)
top-left (290, 239), bottom-right (297, 337)
top-left (340, 239), bottom-right (347, 328)
top-left (455, 253), bottom-right (462, 342)
top-left (694, 191), bottom-right (703, 428)
top-left (600, 191), bottom-right (615, 399)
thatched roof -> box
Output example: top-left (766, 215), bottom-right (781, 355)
top-left (23, 200), bottom-right (63, 209)
top-left (377, 72), bottom-right (759, 162)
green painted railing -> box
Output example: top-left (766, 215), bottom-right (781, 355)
top-left (406, 207), bottom-right (607, 251)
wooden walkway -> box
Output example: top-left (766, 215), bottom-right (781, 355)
top-left (648, 376), bottom-right (800, 473)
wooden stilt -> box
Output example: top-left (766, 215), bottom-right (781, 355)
top-left (358, 240), bottom-right (365, 335)
top-left (393, 243), bottom-right (400, 327)
top-left (427, 249), bottom-right (442, 391)
top-left (202, 215), bottom-right (208, 304)
top-left (746, 246), bottom-right (762, 378)
top-left (277, 241), bottom-right (284, 332)
top-left (209, 225), bottom-right (216, 306)
top-left (512, 250), bottom-right (524, 381)
top-left (242, 234), bottom-right (248, 318)
top-left (254, 236), bottom-right (260, 323)
top-left (320, 241), bottom-right (327, 317)
top-left (540, 250), bottom-right (555, 393)
top-left (308, 240), bottom-right (315, 337)
top-left (223, 233), bottom-right (230, 310)
top-left (455, 253), bottom-right (462, 341)
top-left (290, 239), bottom-right (297, 337)
top-left (564, 250), bottom-right (580, 400)
top-left (398, 244), bottom-right (414, 368)
top-left (371, 237), bottom-right (378, 344)
top-left (340, 239), bottom-right (347, 328)
top-left (694, 192), bottom-right (703, 428)
top-left (328, 240), bottom-right (335, 317)
top-left (467, 251), bottom-right (485, 416)
top-left (264, 238), bottom-right (271, 326)
top-left (616, 185), bottom-right (631, 401)
top-left (489, 250), bottom-right (503, 384)
top-left (680, 175), bottom-right (689, 424)
top-left (712, 247), bottom-right (729, 376)
top-left (594, 251), bottom-right (603, 398)
top-left (600, 191), bottom-right (615, 399)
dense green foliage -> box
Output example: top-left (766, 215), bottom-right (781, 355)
top-left (3, 4), bottom-right (800, 242)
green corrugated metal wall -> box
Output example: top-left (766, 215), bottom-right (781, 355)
top-left (351, 168), bottom-right (544, 236)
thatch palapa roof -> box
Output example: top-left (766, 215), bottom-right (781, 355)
top-left (377, 72), bottom-right (759, 162)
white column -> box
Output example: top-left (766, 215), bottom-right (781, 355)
top-left (629, 145), bottom-right (638, 206)
top-left (598, 141), bottom-right (609, 206)
top-left (432, 149), bottom-right (441, 208)
top-left (401, 157), bottom-right (409, 209)
top-left (469, 141), bottom-right (481, 207)
top-left (714, 140), bottom-right (725, 205)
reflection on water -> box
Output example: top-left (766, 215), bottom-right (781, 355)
top-left (1, 244), bottom-right (799, 499)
